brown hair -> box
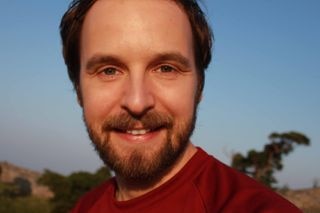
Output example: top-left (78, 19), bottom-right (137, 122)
top-left (60, 0), bottom-right (213, 97)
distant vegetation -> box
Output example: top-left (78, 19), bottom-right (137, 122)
top-left (0, 166), bottom-right (111, 213)
top-left (0, 196), bottom-right (51, 213)
top-left (38, 166), bottom-right (111, 213)
top-left (231, 131), bottom-right (310, 188)
top-left (0, 180), bottom-right (50, 213)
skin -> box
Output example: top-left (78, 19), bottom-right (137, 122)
top-left (79, 0), bottom-right (199, 201)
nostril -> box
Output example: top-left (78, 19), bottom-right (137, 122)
top-left (122, 105), bottom-right (154, 120)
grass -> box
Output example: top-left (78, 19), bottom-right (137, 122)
top-left (0, 196), bottom-right (51, 213)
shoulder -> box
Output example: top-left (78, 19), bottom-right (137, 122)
top-left (70, 178), bottom-right (115, 213)
top-left (192, 148), bottom-right (302, 212)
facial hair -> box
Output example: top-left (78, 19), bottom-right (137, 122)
top-left (84, 110), bottom-right (196, 184)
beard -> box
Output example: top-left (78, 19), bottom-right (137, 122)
top-left (84, 110), bottom-right (196, 184)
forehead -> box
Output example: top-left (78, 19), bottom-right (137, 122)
top-left (80, 0), bottom-right (195, 66)
top-left (83, 0), bottom-right (187, 26)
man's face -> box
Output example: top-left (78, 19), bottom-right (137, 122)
top-left (79, 0), bottom-right (199, 182)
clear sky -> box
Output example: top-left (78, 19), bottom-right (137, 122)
top-left (0, 1), bottom-right (319, 189)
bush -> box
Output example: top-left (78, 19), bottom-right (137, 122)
top-left (39, 166), bottom-right (111, 213)
top-left (0, 196), bottom-right (51, 213)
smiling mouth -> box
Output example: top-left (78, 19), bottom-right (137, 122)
top-left (113, 126), bottom-right (163, 136)
top-left (126, 129), bottom-right (151, 135)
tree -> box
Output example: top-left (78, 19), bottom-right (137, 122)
top-left (39, 166), bottom-right (111, 213)
top-left (231, 131), bottom-right (310, 188)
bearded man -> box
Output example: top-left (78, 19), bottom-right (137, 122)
top-left (60, 0), bottom-right (301, 212)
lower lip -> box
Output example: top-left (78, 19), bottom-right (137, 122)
top-left (113, 129), bottom-right (163, 143)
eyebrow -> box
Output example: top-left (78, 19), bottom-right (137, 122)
top-left (85, 55), bottom-right (127, 72)
top-left (148, 52), bottom-right (192, 70)
top-left (85, 52), bottom-right (192, 72)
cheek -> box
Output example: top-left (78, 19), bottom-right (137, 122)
top-left (80, 82), bottom-right (122, 124)
top-left (155, 78), bottom-right (198, 120)
top-left (82, 93), bottom-right (104, 120)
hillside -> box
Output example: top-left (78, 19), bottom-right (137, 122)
top-left (281, 188), bottom-right (320, 213)
top-left (0, 161), bottom-right (53, 198)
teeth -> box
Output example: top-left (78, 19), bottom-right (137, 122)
top-left (127, 129), bottom-right (150, 135)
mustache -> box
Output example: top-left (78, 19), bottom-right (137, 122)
top-left (102, 111), bottom-right (173, 132)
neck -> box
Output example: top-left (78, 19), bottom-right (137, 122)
top-left (115, 143), bottom-right (197, 201)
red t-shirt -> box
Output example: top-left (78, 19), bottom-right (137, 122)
top-left (71, 148), bottom-right (301, 213)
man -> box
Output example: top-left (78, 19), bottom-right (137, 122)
top-left (60, 0), bottom-right (301, 212)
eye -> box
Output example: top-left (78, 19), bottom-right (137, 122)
top-left (102, 67), bottom-right (117, 75)
top-left (159, 65), bottom-right (175, 73)
top-left (153, 64), bottom-right (179, 80)
top-left (97, 66), bottom-right (122, 81)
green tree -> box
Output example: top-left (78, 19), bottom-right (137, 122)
top-left (231, 131), bottom-right (310, 188)
top-left (39, 166), bottom-right (111, 213)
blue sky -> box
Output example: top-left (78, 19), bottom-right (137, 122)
top-left (0, 1), bottom-right (319, 189)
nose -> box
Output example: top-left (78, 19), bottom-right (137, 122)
top-left (121, 74), bottom-right (155, 118)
